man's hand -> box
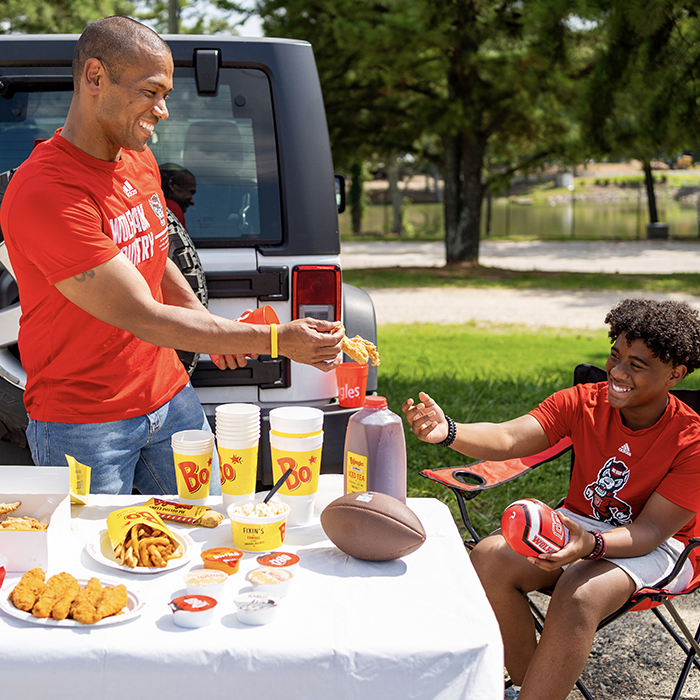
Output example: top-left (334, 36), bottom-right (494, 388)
top-left (277, 318), bottom-right (343, 371)
top-left (210, 353), bottom-right (259, 369)
top-left (401, 391), bottom-right (450, 444)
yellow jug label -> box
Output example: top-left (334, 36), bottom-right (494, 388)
top-left (346, 451), bottom-right (368, 493)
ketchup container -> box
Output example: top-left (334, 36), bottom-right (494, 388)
top-left (343, 396), bottom-right (407, 503)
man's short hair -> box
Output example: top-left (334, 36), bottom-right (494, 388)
top-left (159, 163), bottom-right (194, 199)
top-left (72, 15), bottom-right (170, 88)
top-left (605, 298), bottom-right (700, 373)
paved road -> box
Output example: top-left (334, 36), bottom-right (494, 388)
top-left (341, 240), bottom-right (700, 329)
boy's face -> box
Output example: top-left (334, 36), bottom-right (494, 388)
top-left (605, 333), bottom-right (686, 426)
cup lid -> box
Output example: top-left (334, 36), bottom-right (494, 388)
top-left (269, 406), bottom-right (323, 433)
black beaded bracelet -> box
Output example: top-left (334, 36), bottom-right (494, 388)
top-left (583, 531), bottom-right (607, 561)
top-left (436, 416), bottom-right (457, 447)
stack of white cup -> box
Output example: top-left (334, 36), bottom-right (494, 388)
top-left (215, 403), bottom-right (261, 508)
top-left (269, 406), bottom-right (324, 526)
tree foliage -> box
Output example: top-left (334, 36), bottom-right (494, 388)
top-left (0, 0), bottom-right (135, 33)
top-left (248, 0), bottom-right (587, 261)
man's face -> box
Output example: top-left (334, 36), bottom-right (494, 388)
top-left (94, 46), bottom-right (173, 159)
top-left (170, 172), bottom-right (197, 212)
top-left (605, 333), bottom-right (684, 420)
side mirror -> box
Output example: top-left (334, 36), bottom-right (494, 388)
top-left (335, 175), bottom-right (346, 214)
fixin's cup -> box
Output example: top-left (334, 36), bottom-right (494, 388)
top-left (269, 429), bottom-right (323, 527)
top-left (227, 499), bottom-right (290, 552)
top-left (172, 429), bottom-right (215, 505)
top-left (335, 362), bottom-right (369, 408)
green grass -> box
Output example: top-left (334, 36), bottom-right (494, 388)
top-left (381, 323), bottom-right (700, 538)
top-left (343, 266), bottom-right (700, 296)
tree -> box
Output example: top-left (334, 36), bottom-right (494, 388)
top-left (578, 2), bottom-right (700, 229)
top-left (137, 0), bottom-right (241, 34)
top-left (0, 0), bottom-right (135, 33)
top-left (245, 0), bottom-right (586, 262)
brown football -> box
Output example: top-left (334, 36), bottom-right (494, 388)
top-left (320, 491), bottom-right (426, 561)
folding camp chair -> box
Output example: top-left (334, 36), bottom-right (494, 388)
top-left (421, 364), bottom-right (700, 700)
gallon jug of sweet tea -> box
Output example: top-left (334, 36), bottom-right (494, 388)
top-left (343, 395), bottom-right (407, 503)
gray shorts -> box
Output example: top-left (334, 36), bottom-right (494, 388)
top-left (559, 508), bottom-right (694, 594)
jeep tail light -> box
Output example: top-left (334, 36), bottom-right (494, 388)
top-left (292, 265), bottom-right (341, 321)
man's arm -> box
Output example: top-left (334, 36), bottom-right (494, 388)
top-left (55, 253), bottom-right (342, 369)
top-left (401, 390), bottom-right (551, 460)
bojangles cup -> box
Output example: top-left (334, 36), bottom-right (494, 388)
top-left (172, 430), bottom-right (215, 505)
top-left (216, 403), bottom-right (261, 508)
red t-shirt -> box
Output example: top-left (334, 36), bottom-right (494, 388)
top-left (0, 131), bottom-right (188, 422)
top-left (529, 382), bottom-right (700, 550)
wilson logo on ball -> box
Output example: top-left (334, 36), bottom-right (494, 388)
top-left (501, 498), bottom-right (570, 557)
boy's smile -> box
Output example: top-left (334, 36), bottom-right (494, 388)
top-left (605, 333), bottom-right (686, 430)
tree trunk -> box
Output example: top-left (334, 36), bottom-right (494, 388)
top-left (442, 132), bottom-right (486, 263)
top-left (643, 159), bottom-right (658, 223)
top-left (349, 162), bottom-right (366, 235)
top-left (387, 158), bottom-right (403, 234)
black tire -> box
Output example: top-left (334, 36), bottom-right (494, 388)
top-left (166, 208), bottom-right (209, 375)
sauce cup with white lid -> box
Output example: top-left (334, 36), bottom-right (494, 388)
top-left (247, 566), bottom-right (294, 597)
top-left (234, 591), bottom-right (279, 626)
top-left (183, 569), bottom-right (228, 599)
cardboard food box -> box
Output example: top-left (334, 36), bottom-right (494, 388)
top-left (0, 466), bottom-right (70, 572)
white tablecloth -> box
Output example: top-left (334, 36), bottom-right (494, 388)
top-left (0, 479), bottom-right (503, 700)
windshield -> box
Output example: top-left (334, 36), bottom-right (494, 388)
top-left (0, 66), bottom-right (282, 246)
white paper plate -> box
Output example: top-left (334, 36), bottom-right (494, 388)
top-left (0, 576), bottom-right (144, 627)
top-left (86, 528), bottom-right (193, 574)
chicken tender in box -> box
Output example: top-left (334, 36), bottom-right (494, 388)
top-left (0, 466), bottom-right (70, 572)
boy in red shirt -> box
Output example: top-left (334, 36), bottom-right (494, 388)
top-left (402, 299), bottom-right (700, 700)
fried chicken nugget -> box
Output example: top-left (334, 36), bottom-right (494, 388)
top-left (335, 323), bottom-right (381, 366)
top-left (95, 584), bottom-right (128, 621)
top-left (9, 568), bottom-right (46, 612)
top-left (0, 501), bottom-right (20, 517)
top-left (70, 577), bottom-right (103, 625)
top-left (50, 574), bottom-right (81, 621)
top-left (32, 572), bottom-right (79, 619)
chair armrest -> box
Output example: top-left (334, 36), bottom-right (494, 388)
top-left (420, 437), bottom-right (573, 497)
top-left (650, 537), bottom-right (700, 593)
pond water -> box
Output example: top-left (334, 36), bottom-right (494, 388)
top-left (339, 198), bottom-right (700, 240)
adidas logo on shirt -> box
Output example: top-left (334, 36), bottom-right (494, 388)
top-left (618, 443), bottom-right (631, 456)
top-left (122, 180), bottom-right (138, 197)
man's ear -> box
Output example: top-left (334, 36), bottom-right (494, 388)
top-left (82, 58), bottom-right (107, 96)
top-left (669, 364), bottom-right (687, 387)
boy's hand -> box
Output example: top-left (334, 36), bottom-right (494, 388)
top-left (526, 514), bottom-right (598, 571)
top-left (401, 391), bottom-right (450, 444)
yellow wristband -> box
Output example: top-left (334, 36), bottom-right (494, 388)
top-left (270, 323), bottom-right (278, 358)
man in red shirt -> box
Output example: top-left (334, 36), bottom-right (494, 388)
top-left (0, 16), bottom-right (342, 494)
top-left (402, 299), bottom-right (700, 700)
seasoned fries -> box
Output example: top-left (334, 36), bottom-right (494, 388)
top-left (113, 522), bottom-right (180, 568)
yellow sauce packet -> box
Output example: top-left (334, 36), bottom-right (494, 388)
top-left (65, 454), bottom-right (91, 505)
top-left (143, 497), bottom-right (210, 524)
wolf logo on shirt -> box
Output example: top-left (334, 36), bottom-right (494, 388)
top-left (583, 457), bottom-right (633, 525)
top-left (149, 193), bottom-right (166, 227)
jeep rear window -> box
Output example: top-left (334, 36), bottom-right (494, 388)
top-left (0, 66), bottom-right (282, 247)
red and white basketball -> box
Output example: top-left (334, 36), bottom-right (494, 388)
top-left (501, 498), bottom-right (570, 557)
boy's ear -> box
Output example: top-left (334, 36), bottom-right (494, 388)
top-left (669, 364), bottom-right (687, 386)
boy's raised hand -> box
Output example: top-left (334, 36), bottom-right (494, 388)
top-left (401, 391), bottom-right (450, 444)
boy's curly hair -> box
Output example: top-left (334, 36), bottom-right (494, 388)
top-left (605, 299), bottom-right (700, 373)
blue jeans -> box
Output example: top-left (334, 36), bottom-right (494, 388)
top-left (27, 383), bottom-right (220, 496)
